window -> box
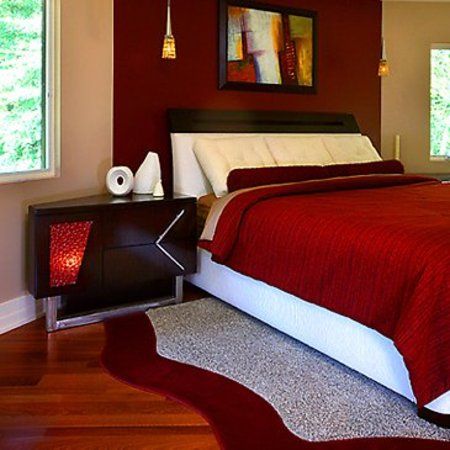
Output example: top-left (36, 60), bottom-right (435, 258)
top-left (0, 0), bottom-right (59, 184)
top-left (430, 45), bottom-right (450, 160)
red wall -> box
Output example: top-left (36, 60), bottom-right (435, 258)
top-left (114, 0), bottom-right (382, 191)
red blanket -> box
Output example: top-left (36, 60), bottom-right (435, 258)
top-left (200, 174), bottom-right (450, 408)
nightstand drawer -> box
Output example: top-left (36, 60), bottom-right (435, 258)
top-left (103, 242), bottom-right (195, 290)
top-left (103, 201), bottom-right (196, 248)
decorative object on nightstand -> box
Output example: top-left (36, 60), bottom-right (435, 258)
top-left (133, 152), bottom-right (162, 195)
top-left (153, 180), bottom-right (165, 197)
top-left (106, 166), bottom-right (134, 196)
top-left (28, 194), bottom-right (197, 332)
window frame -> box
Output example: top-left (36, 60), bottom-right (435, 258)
top-left (430, 43), bottom-right (450, 163)
top-left (0, 0), bottom-right (61, 185)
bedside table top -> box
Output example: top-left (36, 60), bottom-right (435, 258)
top-left (30, 193), bottom-right (196, 216)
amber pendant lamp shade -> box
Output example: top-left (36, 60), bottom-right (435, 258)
top-left (378, 38), bottom-right (390, 77)
top-left (162, 0), bottom-right (176, 59)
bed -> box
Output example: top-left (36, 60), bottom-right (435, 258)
top-left (169, 108), bottom-right (450, 427)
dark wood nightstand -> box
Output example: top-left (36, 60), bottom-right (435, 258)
top-left (28, 194), bottom-right (197, 332)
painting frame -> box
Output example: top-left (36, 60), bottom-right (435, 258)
top-left (219, 0), bottom-right (318, 94)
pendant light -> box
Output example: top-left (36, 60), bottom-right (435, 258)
top-left (162, 0), bottom-right (176, 59)
top-left (378, 38), bottom-right (389, 77)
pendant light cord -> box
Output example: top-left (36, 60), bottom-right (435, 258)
top-left (166, 0), bottom-right (172, 36)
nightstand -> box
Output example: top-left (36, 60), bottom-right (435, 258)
top-left (28, 194), bottom-right (197, 332)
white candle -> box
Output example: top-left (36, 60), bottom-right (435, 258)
top-left (394, 135), bottom-right (401, 160)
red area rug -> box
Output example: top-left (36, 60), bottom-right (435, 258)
top-left (101, 313), bottom-right (449, 450)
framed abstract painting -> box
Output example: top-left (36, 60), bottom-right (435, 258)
top-left (219, 0), bottom-right (317, 94)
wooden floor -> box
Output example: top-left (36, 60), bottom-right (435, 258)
top-left (0, 285), bottom-right (219, 449)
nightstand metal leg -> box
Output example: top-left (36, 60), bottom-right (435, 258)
top-left (174, 275), bottom-right (183, 304)
top-left (45, 297), bottom-right (60, 333)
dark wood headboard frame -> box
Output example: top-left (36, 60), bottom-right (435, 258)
top-left (168, 109), bottom-right (361, 135)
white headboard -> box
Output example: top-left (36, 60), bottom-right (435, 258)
top-left (169, 109), bottom-right (363, 197)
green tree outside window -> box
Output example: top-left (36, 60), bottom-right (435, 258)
top-left (431, 48), bottom-right (450, 158)
top-left (0, 0), bottom-right (45, 174)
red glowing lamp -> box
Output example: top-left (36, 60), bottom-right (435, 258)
top-left (49, 221), bottom-right (93, 288)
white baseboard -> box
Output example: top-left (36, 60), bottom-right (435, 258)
top-left (0, 295), bottom-right (44, 335)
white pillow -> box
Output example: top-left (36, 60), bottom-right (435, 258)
top-left (322, 136), bottom-right (382, 164)
top-left (264, 136), bottom-right (334, 166)
top-left (193, 136), bottom-right (276, 197)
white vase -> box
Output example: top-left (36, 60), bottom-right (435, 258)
top-left (133, 152), bottom-right (161, 195)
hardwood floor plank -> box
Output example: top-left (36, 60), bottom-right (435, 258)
top-left (1, 427), bottom-right (218, 450)
top-left (0, 285), bottom-right (218, 449)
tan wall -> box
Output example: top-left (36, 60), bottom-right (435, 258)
top-left (0, 0), bottom-right (113, 305)
top-left (381, 2), bottom-right (450, 173)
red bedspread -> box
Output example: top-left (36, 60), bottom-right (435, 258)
top-left (200, 174), bottom-right (450, 408)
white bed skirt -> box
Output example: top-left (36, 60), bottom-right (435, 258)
top-left (188, 248), bottom-right (450, 415)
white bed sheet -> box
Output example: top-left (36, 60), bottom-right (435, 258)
top-left (188, 248), bottom-right (450, 414)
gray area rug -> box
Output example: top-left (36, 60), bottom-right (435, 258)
top-left (147, 298), bottom-right (450, 442)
